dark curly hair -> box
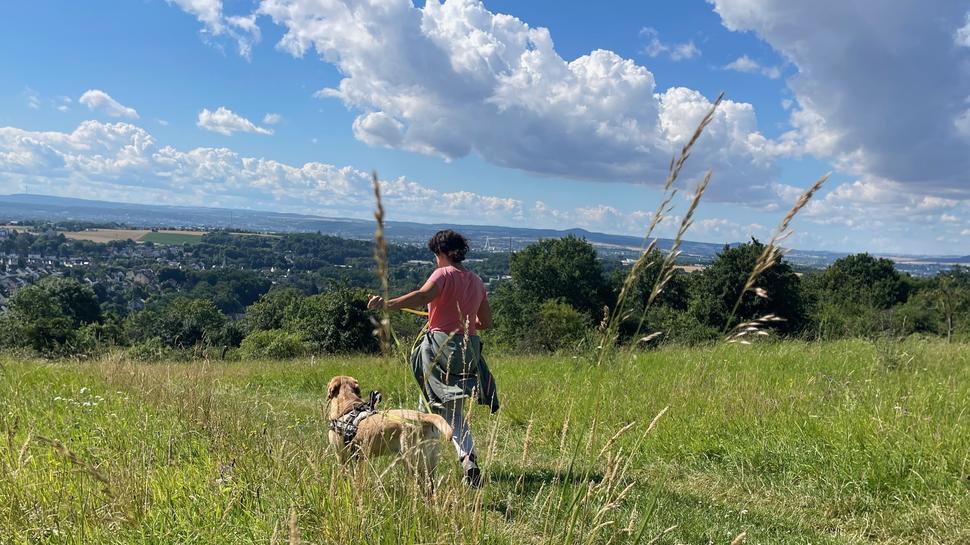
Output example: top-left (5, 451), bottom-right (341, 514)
top-left (428, 229), bottom-right (469, 263)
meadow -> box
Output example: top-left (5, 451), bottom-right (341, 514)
top-left (1, 338), bottom-right (967, 544)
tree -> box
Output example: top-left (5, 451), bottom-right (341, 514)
top-left (690, 240), bottom-right (807, 334)
top-left (245, 288), bottom-right (303, 332)
top-left (0, 277), bottom-right (103, 356)
top-left (283, 288), bottom-right (377, 353)
top-left (36, 276), bottom-right (102, 326)
top-left (610, 249), bottom-right (691, 340)
top-left (0, 285), bottom-right (74, 355)
top-left (508, 236), bottom-right (609, 318)
top-left (810, 253), bottom-right (908, 309)
top-left (126, 296), bottom-right (227, 348)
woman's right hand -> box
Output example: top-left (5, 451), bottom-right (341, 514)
top-left (367, 295), bottom-right (385, 310)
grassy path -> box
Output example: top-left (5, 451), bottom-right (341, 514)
top-left (1, 339), bottom-right (968, 544)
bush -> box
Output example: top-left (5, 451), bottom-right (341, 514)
top-left (126, 296), bottom-right (227, 349)
top-left (283, 288), bottom-right (377, 354)
top-left (239, 329), bottom-right (307, 359)
top-left (525, 299), bottom-right (591, 352)
top-left (639, 306), bottom-right (719, 346)
top-left (126, 337), bottom-right (174, 362)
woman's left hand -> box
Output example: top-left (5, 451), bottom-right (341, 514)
top-left (367, 295), bottom-right (386, 310)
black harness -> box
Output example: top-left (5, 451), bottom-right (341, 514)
top-left (329, 390), bottom-right (382, 445)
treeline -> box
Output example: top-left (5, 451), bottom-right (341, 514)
top-left (0, 235), bottom-right (967, 359)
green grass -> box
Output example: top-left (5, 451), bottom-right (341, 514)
top-left (138, 231), bottom-right (204, 245)
top-left (1, 339), bottom-right (967, 544)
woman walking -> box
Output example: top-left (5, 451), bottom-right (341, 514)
top-left (367, 229), bottom-right (499, 487)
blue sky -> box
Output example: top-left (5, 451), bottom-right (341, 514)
top-left (1, 0), bottom-right (968, 255)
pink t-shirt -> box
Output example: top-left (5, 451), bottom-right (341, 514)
top-left (426, 266), bottom-right (486, 335)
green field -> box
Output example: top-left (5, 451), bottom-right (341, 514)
top-left (1, 339), bottom-right (967, 544)
top-left (138, 231), bottom-right (204, 245)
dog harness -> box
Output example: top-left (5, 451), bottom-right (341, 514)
top-left (329, 390), bottom-right (381, 445)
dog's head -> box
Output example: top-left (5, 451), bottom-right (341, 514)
top-left (327, 375), bottom-right (362, 401)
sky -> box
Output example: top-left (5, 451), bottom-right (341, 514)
top-left (0, 0), bottom-right (968, 255)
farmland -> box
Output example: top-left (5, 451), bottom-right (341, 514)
top-left (59, 228), bottom-right (204, 244)
top-left (1, 339), bottom-right (967, 544)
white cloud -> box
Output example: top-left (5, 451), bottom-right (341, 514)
top-left (24, 88), bottom-right (41, 110)
top-left (262, 113), bottom-right (282, 125)
top-left (168, 0), bottom-right (261, 58)
top-left (724, 55), bottom-right (780, 79)
top-left (711, 0), bottom-right (970, 201)
top-left (0, 120), bottom-right (523, 224)
top-left (249, 0), bottom-right (776, 203)
top-left (640, 27), bottom-right (701, 60)
top-left (197, 107), bottom-right (273, 136)
top-left (0, 119), bottom-right (738, 238)
top-left (956, 13), bottom-right (970, 47)
top-left (78, 90), bottom-right (139, 119)
top-left (157, 119), bottom-right (170, 127)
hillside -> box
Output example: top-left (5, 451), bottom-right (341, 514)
top-left (1, 339), bottom-right (967, 544)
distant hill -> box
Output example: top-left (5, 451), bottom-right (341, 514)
top-left (1, 193), bottom-right (966, 273)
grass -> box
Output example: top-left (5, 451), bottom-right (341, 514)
top-left (1, 338), bottom-right (967, 544)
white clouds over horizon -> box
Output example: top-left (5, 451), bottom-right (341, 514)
top-left (79, 90), bottom-right (139, 119)
top-left (0, 119), bottom-right (672, 236)
top-left (197, 107), bottom-right (273, 136)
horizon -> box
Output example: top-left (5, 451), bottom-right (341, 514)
top-left (3, 191), bottom-right (968, 261)
top-left (1, 1), bottom-right (969, 255)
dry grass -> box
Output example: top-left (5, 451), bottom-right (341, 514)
top-left (60, 229), bottom-right (152, 243)
top-left (370, 171), bottom-right (392, 356)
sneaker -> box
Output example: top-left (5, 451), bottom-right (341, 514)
top-left (461, 453), bottom-right (482, 488)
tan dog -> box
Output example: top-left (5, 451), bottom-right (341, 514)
top-left (326, 375), bottom-right (453, 483)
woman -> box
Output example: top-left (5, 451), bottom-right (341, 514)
top-left (367, 229), bottom-right (498, 487)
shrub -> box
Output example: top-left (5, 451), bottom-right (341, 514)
top-left (525, 299), bottom-right (591, 352)
top-left (283, 288), bottom-right (377, 354)
top-left (239, 329), bottom-right (307, 359)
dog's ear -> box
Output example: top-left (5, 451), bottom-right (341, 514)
top-left (327, 376), bottom-right (342, 400)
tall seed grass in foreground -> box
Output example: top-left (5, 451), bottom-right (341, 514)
top-left (723, 174), bottom-right (829, 342)
top-left (601, 92), bottom-right (723, 359)
top-left (371, 171), bottom-right (392, 356)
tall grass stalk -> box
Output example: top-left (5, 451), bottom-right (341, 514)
top-left (723, 174), bottom-right (829, 341)
top-left (601, 93), bottom-right (723, 360)
top-left (370, 172), bottom-right (392, 356)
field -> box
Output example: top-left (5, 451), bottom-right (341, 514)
top-left (1, 339), bottom-right (967, 544)
top-left (138, 231), bottom-right (204, 245)
top-left (58, 229), bottom-right (204, 244)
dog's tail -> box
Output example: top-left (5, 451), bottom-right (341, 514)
top-left (420, 413), bottom-right (453, 441)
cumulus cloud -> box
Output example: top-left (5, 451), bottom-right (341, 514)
top-left (168, 0), bottom-right (261, 58)
top-left (247, 0), bottom-right (775, 203)
top-left (640, 27), bottom-right (701, 60)
top-left (79, 90), bottom-right (139, 119)
top-left (710, 0), bottom-right (970, 202)
top-left (197, 107), bottom-right (273, 136)
top-left (724, 55), bottom-right (781, 79)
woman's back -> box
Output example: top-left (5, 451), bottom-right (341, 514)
top-left (427, 266), bottom-right (486, 335)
